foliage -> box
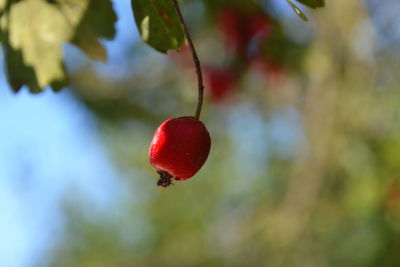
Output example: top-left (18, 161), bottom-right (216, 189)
top-left (0, 0), bottom-right (323, 92)
top-left (0, 0), bottom-right (116, 93)
top-left (131, 0), bottom-right (184, 53)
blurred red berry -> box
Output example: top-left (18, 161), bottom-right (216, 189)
top-left (204, 67), bottom-right (238, 101)
top-left (246, 13), bottom-right (272, 42)
top-left (217, 7), bottom-right (247, 55)
top-left (246, 13), bottom-right (272, 57)
top-left (168, 44), bottom-right (192, 68)
top-left (251, 57), bottom-right (284, 85)
top-left (149, 116), bottom-right (211, 187)
top-left (217, 7), bottom-right (272, 57)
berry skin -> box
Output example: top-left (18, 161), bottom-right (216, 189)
top-left (149, 116), bottom-right (211, 187)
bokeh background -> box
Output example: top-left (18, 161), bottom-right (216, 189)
top-left (1, 0), bottom-right (400, 266)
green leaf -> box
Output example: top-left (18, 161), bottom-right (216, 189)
top-left (50, 62), bottom-right (69, 92)
top-left (286, 0), bottom-right (309, 21)
top-left (8, 0), bottom-right (76, 89)
top-left (0, 0), bottom-right (6, 12)
top-left (77, 0), bottom-right (117, 40)
top-left (1, 14), bottom-right (39, 92)
top-left (4, 35), bottom-right (66, 93)
top-left (72, 29), bottom-right (107, 62)
top-left (56, 0), bottom-right (89, 27)
top-left (4, 41), bottom-right (41, 93)
top-left (4, 0), bottom-right (116, 92)
top-left (131, 0), bottom-right (185, 53)
top-left (296, 0), bottom-right (325, 9)
top-left (70, 0), bottom-right (116, 61)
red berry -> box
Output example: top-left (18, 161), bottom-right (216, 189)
top-left (149, 116), bottom-right (211, 187)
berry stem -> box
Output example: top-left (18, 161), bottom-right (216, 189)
top-left (171, 0), bottom-right (204, 120)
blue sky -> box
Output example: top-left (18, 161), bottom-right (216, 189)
top-left (0, 87), bottom-right (124, 266)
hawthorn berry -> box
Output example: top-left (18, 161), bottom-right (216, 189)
top-left (149, 116), bottom-right (211, 187)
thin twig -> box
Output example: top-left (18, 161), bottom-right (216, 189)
top-left (171, 0), bottom-right (204, 120)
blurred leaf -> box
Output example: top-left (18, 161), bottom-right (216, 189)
top-left (70, 0), bottom-right (117, 61)
top-left (0, 0), bottom-right (6, 12)
top-left (286, 0), bottom-right (308, 21)
top-left (56, 0), bottom-right (88, 27)
top-left (50, 62), bottom-right (69, 92)
top-left (8, 0), bottom-right (74, 89)
top-left (0, 14), bottom-right (37, 92)
top-left (131, 0), bottom-right (185, 53)
top-left (4, 37), bottom-right (66, 93)
top-left (75, 0), bottom-right (117, 40)
top-left (296, 0), bottom-right (325, 8)
top-left (72, 29), bottom-right (107, 61)
top-left (4, 0), bottom-right (115, 92)
top-left (4, 41), bottom-right (41, 93)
